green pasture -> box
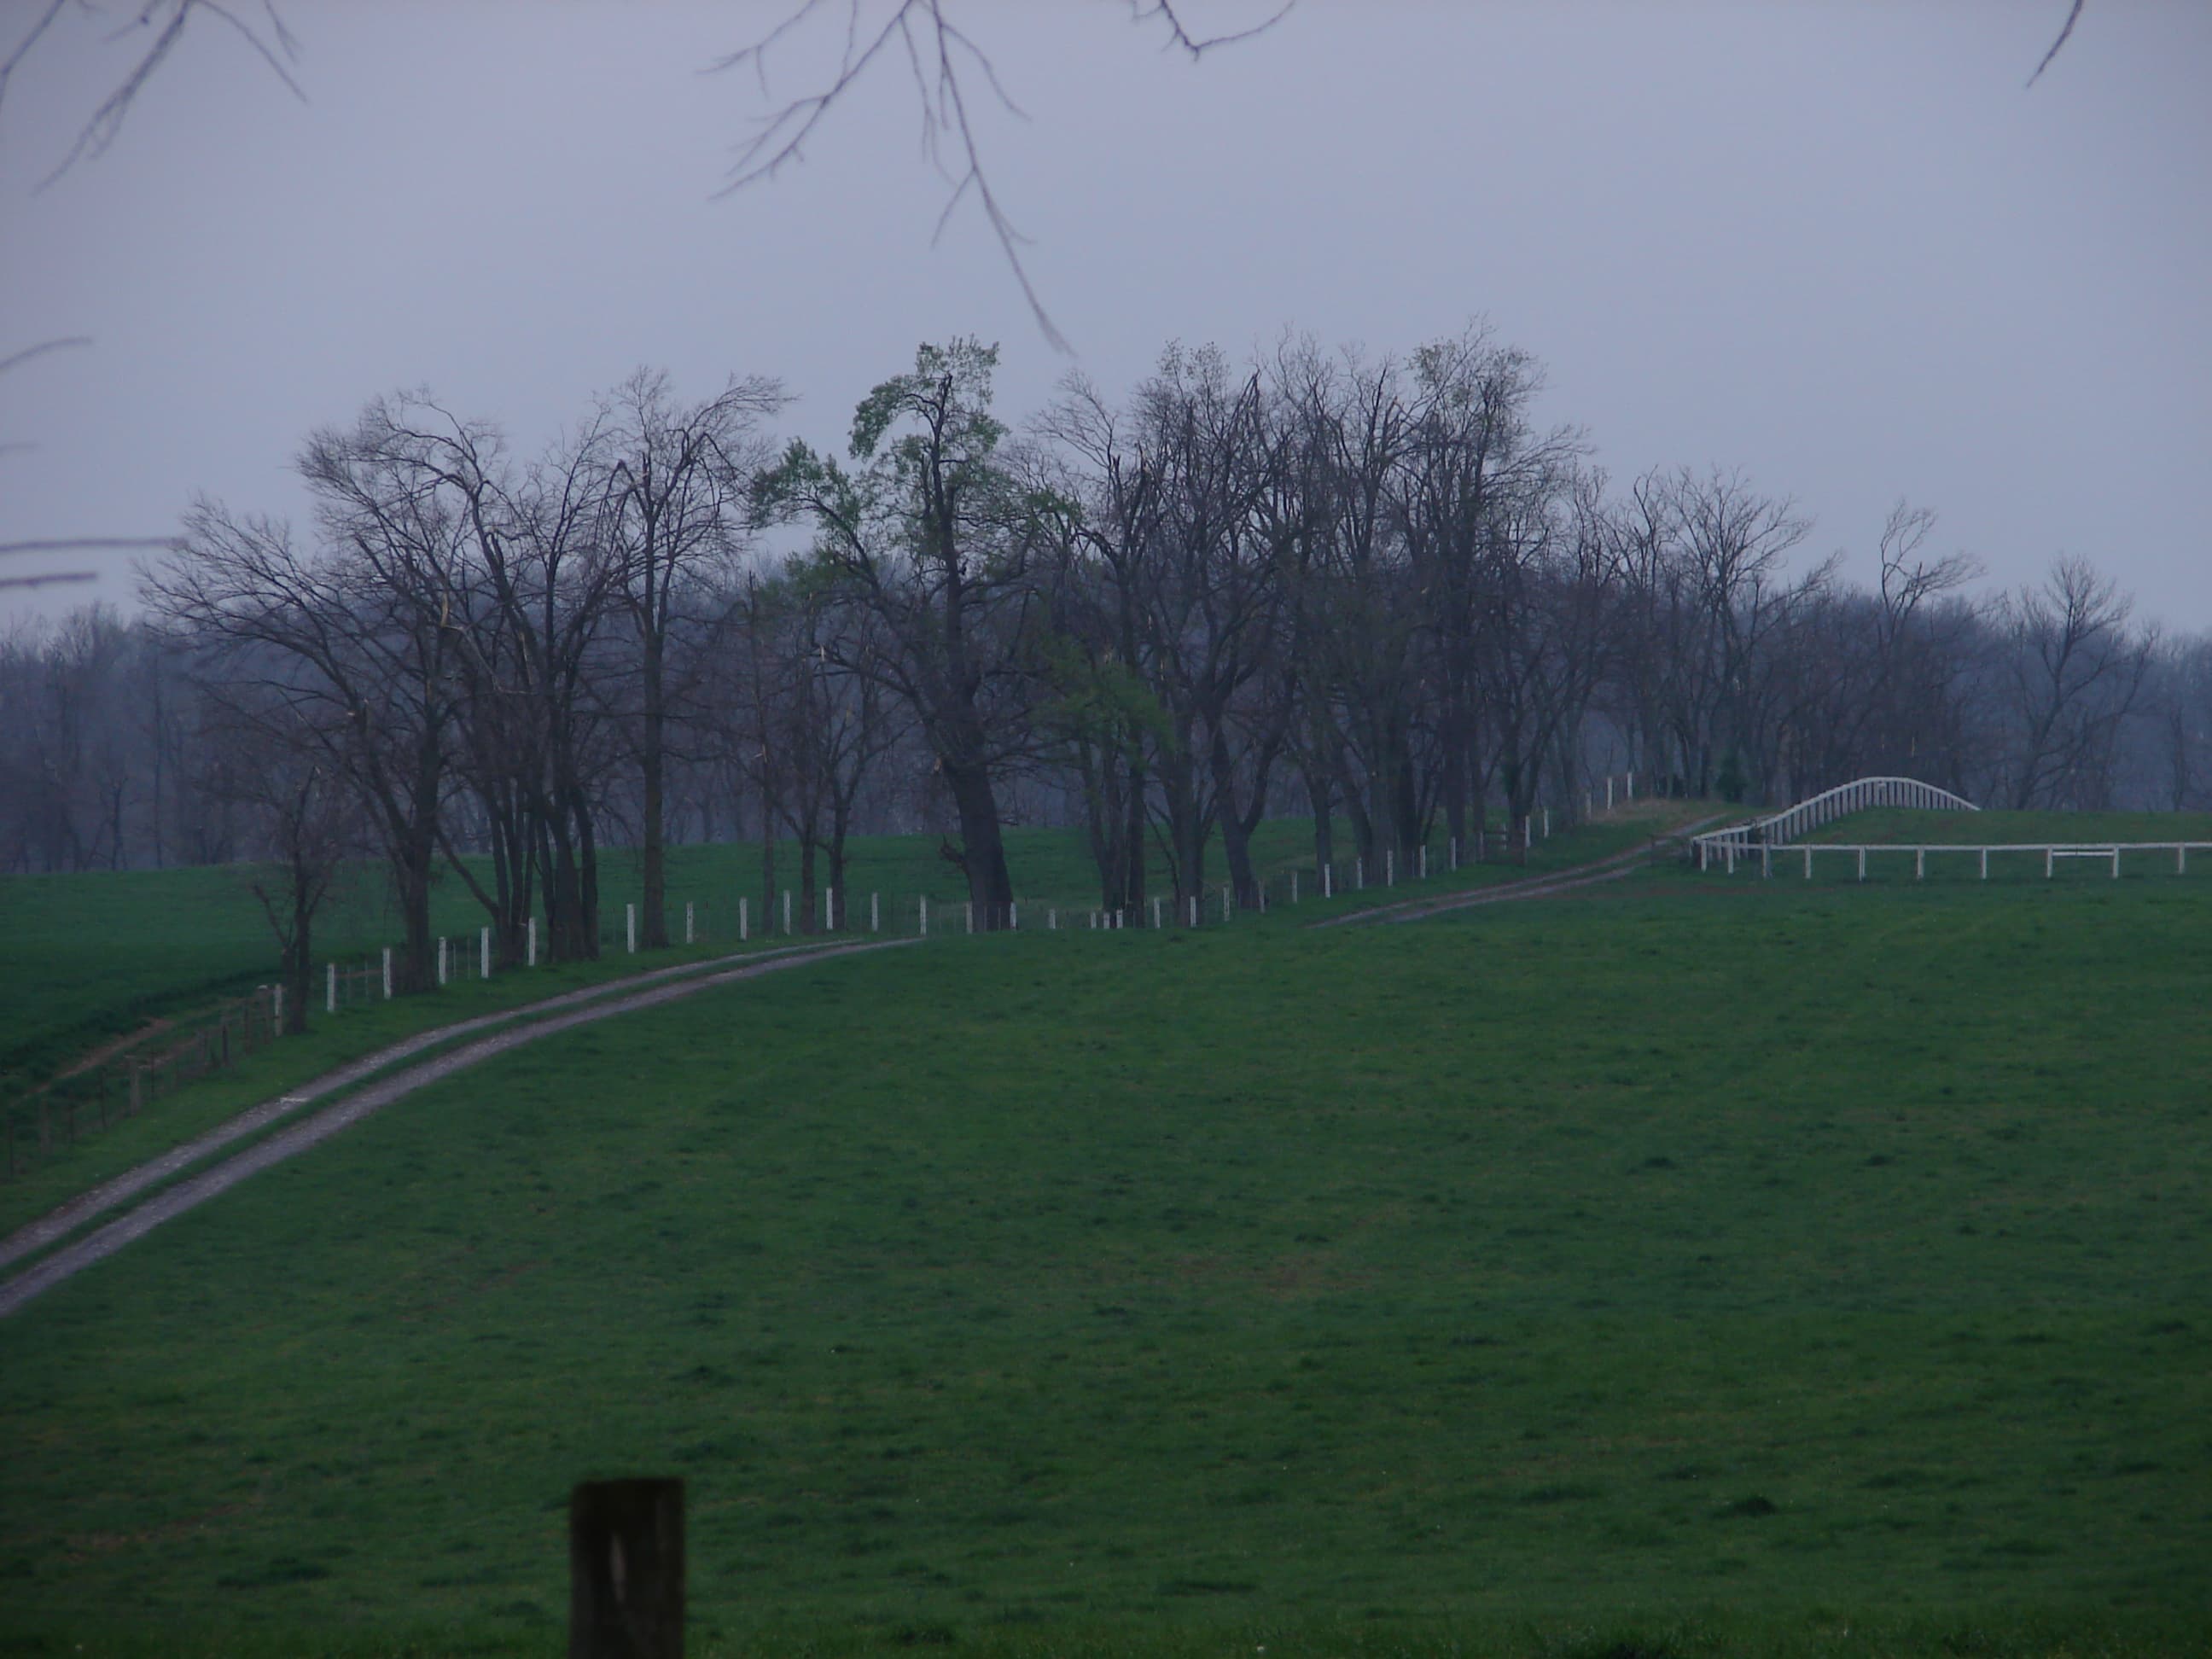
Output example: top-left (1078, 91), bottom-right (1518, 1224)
top-left (0, 804), bottom-right (1708, 1239)
top-left (1, 871), bottom-right (2205, 1655)
top-left (0, 804), bottom-right (1703, 1093)
top-left (0, 819), bottom-right (1303, 1086)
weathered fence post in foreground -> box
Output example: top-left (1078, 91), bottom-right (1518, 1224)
top-left (570, 1477), bottom-right (684, 1659)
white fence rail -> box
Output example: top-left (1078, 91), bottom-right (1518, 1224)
top-left (1697, 840), bottom-right (2211, 880)
top-left (1691, 776), bottom-right (1976, 859)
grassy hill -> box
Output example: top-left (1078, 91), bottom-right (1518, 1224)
top-left (1, 868), bottom-right (2204, 1656)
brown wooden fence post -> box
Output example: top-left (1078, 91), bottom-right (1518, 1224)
top-left (569, 1478), bottom-right (684, 1659)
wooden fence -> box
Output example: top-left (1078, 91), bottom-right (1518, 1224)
top-left (3, 987), bottom-right (281, 1183)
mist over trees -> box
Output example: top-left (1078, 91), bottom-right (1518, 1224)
top-left (3, 329), bottom-right (2203, 976)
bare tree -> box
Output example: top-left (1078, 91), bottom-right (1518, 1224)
top-left (1994, 556), bottom-right (2153, 809)
top-left (599, 370), bottom-right (785, 947)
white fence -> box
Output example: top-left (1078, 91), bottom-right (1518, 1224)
top-left (1699, 840), bottom-right (2212, 881)
top-left (1691, 776), bottom-right (1977, 859)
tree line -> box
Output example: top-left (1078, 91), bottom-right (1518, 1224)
top-left (3, 332), bottom-right (2203, 1022)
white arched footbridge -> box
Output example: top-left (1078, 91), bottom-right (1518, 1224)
top-left (1691, 777), bottom-right (1976, 864)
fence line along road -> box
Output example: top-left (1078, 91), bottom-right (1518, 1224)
top-left (0, 939), bottom-right (903, 1281)
top-left (0, 939), bottom-right (917, 1320)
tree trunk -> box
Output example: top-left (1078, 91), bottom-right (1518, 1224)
top-left (946, 762), bottom-right (1013, 923)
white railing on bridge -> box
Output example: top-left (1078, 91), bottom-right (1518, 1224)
top-left (1691, 776), bottom-right (1976, 859)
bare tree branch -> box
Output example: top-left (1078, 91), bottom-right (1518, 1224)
top-left (711, 2), bottom-right (1291, 352)
top-left (0, 0), bottom-right (304, 189)
top-left (2027, 0), bottom-right (2086, 86)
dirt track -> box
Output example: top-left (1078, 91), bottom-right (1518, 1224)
top-left (1313, 815), bottom-right (1723, 928)
top-left (0, 939), bottom-right (911, 1319)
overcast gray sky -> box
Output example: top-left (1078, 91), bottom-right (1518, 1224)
top-left (3, 1), bottom-right (2207, 628)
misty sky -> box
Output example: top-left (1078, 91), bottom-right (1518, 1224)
top-left (3, 1), bottom-right (2207, 629)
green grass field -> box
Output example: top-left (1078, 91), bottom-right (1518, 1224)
top-left (2, 860), bottom-right (2206, 1656)
top-left (0, 817), bottom-right (1357, 1086)
top-left (0, 806), bottom-right (1708, 1241)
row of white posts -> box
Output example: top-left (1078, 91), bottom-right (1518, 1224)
top-left (317, 796), bottom-right (1628, 1014)
top-left (1702, 841), bottom-right (2207, 880)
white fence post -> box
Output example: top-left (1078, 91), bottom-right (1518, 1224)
top-left (1153, 896), bottom-right (1163, 928)
top-left (871, 892), bottom-right (881, 933)
top-left (326, 962), bottom-right (337, 1015)
top-left (480, 926), bottom-right (492, 979)
top-left (826, 888), bottom-right (836, 932)
top-left (739, 896), bottom-right (749, 941)
top-left (2110, 849), bottom-right (2120, 879)
top-left (1915, 848), bottom-right (1924, 881)
top-left (626, 905), bottom-right (637, 954)
top-left (381, 947), bottom-right (393, 999)
top-left (1356, 858), bottom-right (1365, 891)
top-left (1010, 900), bottom-right (1018, 929)
top-left (1607, 777), bottom-right (1615, 811)
top-left (1188, 895), bottom-right (1199, 928)
top-left (919, 896), bottom-right (928, 937)
top-left (1802, 847), bottom-right (1812, 879)
top-left (1222, 885), bottom-right (1231, 923)
top-left (527, 917), bottom-right (538, 967)
top-left (685, 901), bottom-right (695, 944)
top-left (1627, 771), bottom-right (1635, 800)
top-left (965, 900), bottom-right (974, 934)
top-left (1543, 808), bottom-right (1551, 839)
top-left (2046, 848), bottom-right (2054, 879)
top-left (1858, 847), bottom-right (1867, 882)
top-left (1980, 847), bottom-right (1988, 881)
top-left (439, 936), bottom-right (449, 984)
top-left (782, 890), bottom-right (791, 934)
top-left (1049, 909), bottom-right (1057, 930)
top-left (272, 983), bottom-right (284, 1030)
top-left (1385, 849), bottom-right (1394, 887)
top-left (1323, 864), bottom-right (1333, 899)
top-left (1291, 870), bottom-right (1300, 904)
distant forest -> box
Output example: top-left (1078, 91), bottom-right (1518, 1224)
top-left (3, 331), bottom-right (2202, 971)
